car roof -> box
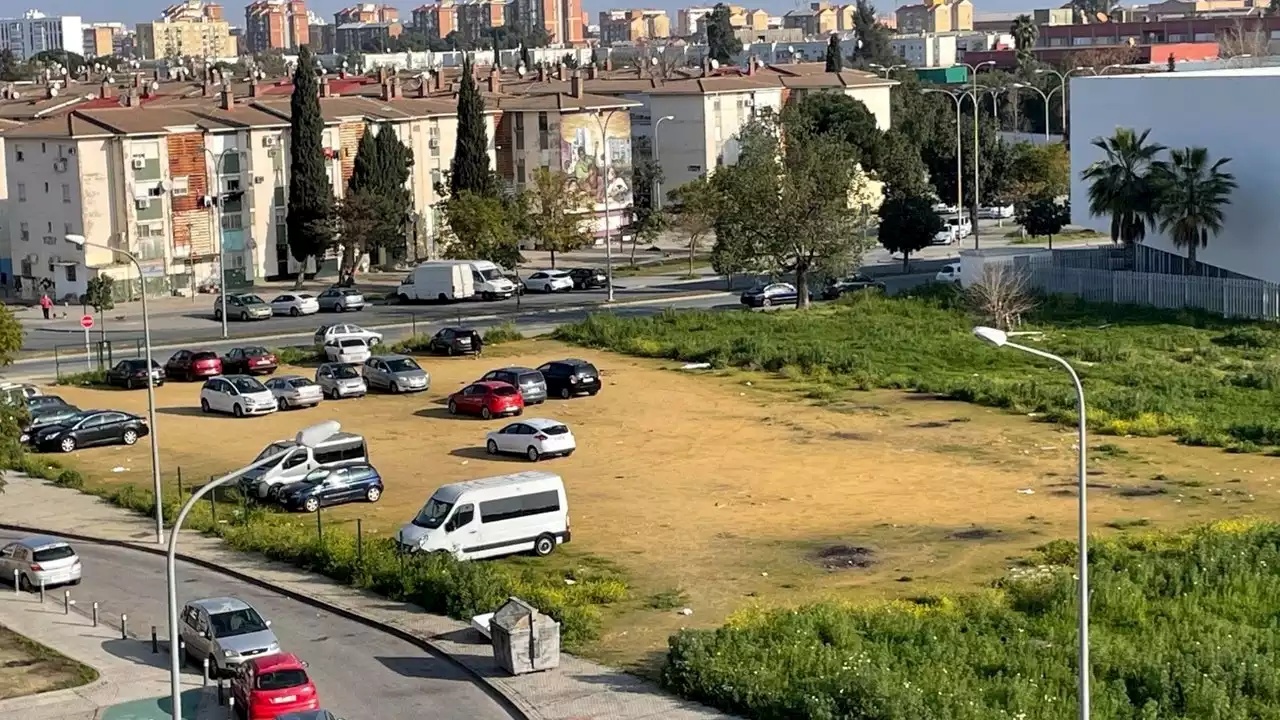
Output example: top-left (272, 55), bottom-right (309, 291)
top-left (431, 470), bottom-right (563, 504)
top-left (12, 536), bottom-right (71, 551)
top-left (443, 326), bottom-right (475, 332)
top-left (494, 366), bottom-right (537, 373)
top-left (272, 374), bottom-right (306, 382)
top-left (369, 354), bottom-right (413, 362)
top-left (552, 358), bottom-right (594, 367)
top-left (249, 652), bottom-right (305, 673)
top-left (520, 418), bottom-right (568, 430)
top-left (188, 596), bottom-right (252, 613)
top-left (473, 380), bottom-right (512, 390)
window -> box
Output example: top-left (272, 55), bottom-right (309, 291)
top-left (516, 159), bottom-right (525, 185)
top-left (19, 223), bottom-right (28, 241)
top-left (221, 214), bottom-right (243, 231)
top-left (47, 221), bottom-right (52, 233)
top-left (428, 124), bottom-right (440, 157)
top-left (44, 182), bottom-right (49, 193)
top-left (20, 259), bottom-right (32, 276)
top-left (14, 147), bottom-right (23, 162)
top-left (449, 504), bottom-right (475, 529)
top-left (17, 183), bottom-right (25, 202)
top-left (273, 186), bottom-right (286, 207)
top-left (221, 151), bottom-right (242, 174)
top-left (513, 114), bottom-right (524, 150)
top-left (61, 183), bottom-right (71, 203)
top-left (40, 142), bottom-right (46, 154)
top-left (65, 265), bottom-right (76, 282)
top-left (63, 222), bottom-right (72, 236)
top-left (479, 490), bottom-right (561, 523)
top-left (537, 112), bottom-right (549, 150)
top-left (275, 209), bottom-right (287, 245)
top-left (171, 176), bottom-right (189, 196)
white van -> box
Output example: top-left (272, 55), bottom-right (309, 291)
top-left (462, 260), bottom-right (516, 300)
top-left (396, 262), bottom-right (476, 303)
top-left (238, 432), bottom-right (369, 499)
top-left (397, 471), bottom-right (570, 560)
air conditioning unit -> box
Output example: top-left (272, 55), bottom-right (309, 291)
top-left (53, 158), bottom-right (67, 173)
top-left (262, 136), bottom-right (277, 148)
top-left (267, 147), bottom-right (278, 158)
top-left (135, 198), bottom-right (150, 210)
top-left (131, 157), bottom-right (146, 170)
top-left (428, 138), bottom-right (439, 149)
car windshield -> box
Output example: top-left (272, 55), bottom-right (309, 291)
top-left (193, 352), bottom-right (218, 361)
top-left (518, 373), bottom-right (542, 385)
top-left (243, 347), bottom-right (270, 357)
top-left (540, 424), bottom-right (570, 435)
top-left (257, 669), bottom-right (309, 691)
top-left (32, 545), bottom-right (75, 562)
top-left (386, 358), bottom-right (419, 372)
top-left (339, 339), bottom-right (365, 348)
top-left (493, 385), bottom-right (518, 396)
top-left (255, 442), bottom-right (292, 462)
top-left (298, 294), bottom-right (314, 300)
top-left (302, 469), bottom-right (331, 484)
top-left (229, 377), bottom-right (267, 394)
top-left (28, 397), bottom-right (67, 409)
top-left (208, 608), bottom-right (268, 638)
top-left (287, 378), bottom-right (313, 388)
top-left (413, 498), bottom-right (453, 529)
top-left (331, 365), bottom-right (360, 379)
top-left (239, 295), bottom-right (266, 304)
top-left (478, 268), bottom-right (502, 280)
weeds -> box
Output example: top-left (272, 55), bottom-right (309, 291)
top-left (272, 346), bottom-right (325, 366)
top-left (483, 322), bottom-right (524, 345)
top-left (647, 588), bottom-right (690, 610)
top-left (55, 369), bottom-right (107, 387)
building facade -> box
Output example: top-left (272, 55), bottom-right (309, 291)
top-left (895, 0), bottom-right (973, 34)
top-left (335, 21), bottom-right (403, 52)
top-left (891, 32), bottom-right (958, 67)
top-left (456, 0), bottom-right (506, 44)
top-left (505, 0), bottom-right (584, 45)
top-left (83, 23), bottom-right (124, 58)
top-left (135, 2), bottom-right (236, 60)
top-left (412, 1), bottom-right (458, 39)
top-left (0, 10), bottom-right (84, 62)
top-left (677, 7), bottom-right (713, 36)
top-left (244, 0), bottom-right (309, 53)
top-left (335, 3), bottom-right (400, 25)
top-left (599, 9), bottom-right (670, 44)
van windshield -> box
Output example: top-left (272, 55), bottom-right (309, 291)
top-left (413, 498), bottom-right (453, 529)
top-left (256, 442), bottom-right (292, 462)
top-left (477, 268), bottom-right (502, 280)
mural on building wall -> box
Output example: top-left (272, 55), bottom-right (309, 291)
top-left (559, 111), bottom-right (633, 210)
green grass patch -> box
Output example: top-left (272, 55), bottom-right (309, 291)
top-left (1007, 228), bottom-right (1105, 244)
top-left (1104, 517), bottom-right (1151, 530)
top-left (272, 345), bottom-right (325, 366)
top-left (389, 334), bottom-right (433, 354)
top-left (555, 291), bottom-right (1280, 452)
top-left (55, 369), bottom-right (108, 387)
top-left (483, 321), bottom-right (524, 345)
top-left (647, 588), bottom-right (690, 610)
top-left (662, 519), bottom-right (1277, 719)
top-left (611, 254), bottom-right (711, 277)
top-left (0, 625), bottom-right (98, 700)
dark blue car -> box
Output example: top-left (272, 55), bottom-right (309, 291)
top-left (740, 282), bottom-right (798, 308)
top-left (276, 463), bottom-right (384, 513)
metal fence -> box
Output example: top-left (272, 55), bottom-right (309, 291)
top-left (53, 338), bottom-right (146, 379)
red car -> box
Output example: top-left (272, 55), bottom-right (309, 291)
top-left (223, 346), bottom-right (279, 375)
top-left (447, 380), bottom-right (524, 420)
top-left (231, 652), bottom-right (319, 719)
top-left (165, 349), bottom-right (222, 381)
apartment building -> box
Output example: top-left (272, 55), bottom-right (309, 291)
top-left (335, 3), bottom-right (400, 24)
top-left (244, 0), bottom-right (310, 53)
top-left (412, 1), bottom-right (458, 39)
top-left (677, 7), bottom-right (713, 36)
top-left (505, 0), bottom-right (584, 45)
top-left (598, 9), bottom-right (670, 44)
top-left (896, 0), bottom-right (974, 34)
top-left (307, 11), bottom-right (335, 52)
top-left (136, 2), bottom-right (236, 60)
top-left (83, 22), bottom-right (124, 58)
top-left (0, 10), bottom-right (84, 62)
top-left (891, 32), bottom-right (958, 66)
top-left (335, 21), bottom-right (403, 52)
top-left (783, 3), bottom-right (839, 36)
top-left (456, 0), bottom-right (506, 43)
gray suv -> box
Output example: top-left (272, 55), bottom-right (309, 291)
top-left (179, 597), bottom-right (280, 676)
top-left (317, 287), bottom-right (365, 312)
top-left (479, 366), bottom-right (547, 404)
top-left (362, 355), bottom-right (429, 393)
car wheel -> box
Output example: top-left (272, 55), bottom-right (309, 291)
top-left (762, 297), bottom-right (772, 308)
top-left (481, 406), bottom-right (492, 420)
top-left (366, 487), bottom-right (381, 502)
top-left (200, 398), bottom-right (211, 413)
top-left (515, 408), bottom-right (523, 416)
top-left (390, 382), bottom-right (400, 394)
top-left (534, 533), bottom-right (556, 557)
top-left (214, 309), bottom-right (222, 320)
top-left (233, 404), bottom-right (244, 418)
top-left (560, 387), bottom-right (571, 399)
top-left (290, 307), bottom-right (299, 317)
top-left (486, 439), bottom-right (499, 455)
top-left (447, 400), bottom-right (458, 415)
top-left (122, 429), bottom-right (138, 445)
top-left (526, 446), bottom-right (540, 462)
top-left (336, 303), bottom-right (346, 313)
top-left (278, 398), bottom-right (288, 411)
top-left (587, 390), bottom-right (599, 396)
top-left (304, 497), bottom-right (319, 513)
top-left (397, 293), bottom-right (409, 304)
top-left (207, 656), bottom-right (221, 680)
top-left (18, 573), bottom-right (31, 592)
top-left (59, 436), bottom-right (76, 453)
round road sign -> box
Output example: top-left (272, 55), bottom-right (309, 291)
top-left (80, 314), bottom-right (94, 329)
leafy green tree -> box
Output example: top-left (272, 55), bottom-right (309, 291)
top-left (450, 55), bottom-right (498, 197)
top-left (523, 169), bottom-right (593, 267)
top-left (878, 192), bottom-right (944, 271)
top-left (286, 46), bottom-right (334, 288)
top-left (824, 35), bottom-right (843, 72)
top-left (372, 124), bottom-right (414, 252)
top-left (668, 176), bottom-right (718, 278)
top-left (84, 274), bottom-right (115, 341)
top-left (851, 0), bottom-right (894, 66)
top-left (877, 129), bottom-right (929, 197)
top-left (335, 190), bottom-right (390, 284)
top-left (1010, 14), bottom-right (1039, 69)
top-left (706, 3), bottom-right (742, 65)
top-left (630, 137), bottom-right (666, 266)
top-left (0, 303), bottom-right (24, 368)
top-left (1008, 142), bottom-right (1069, 204)
top-left (0, 49), bottom-right (25, 81)
top-left (795, 93), bottom-right (881, 171)
top-left (1082, 127), bottom-right (1166, 263)
top-left (253, 49), bottom-right (287, 76)
top-left (1018, 197), bottom-right (1070, 248)
top-left (440, 191), bottom-right (524, 268)
top-left (1149, 146), bottom-right (1237, 269)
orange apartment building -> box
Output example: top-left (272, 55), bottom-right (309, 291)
top-left (244, 0), bottom-right (310, 52)
top-left (505, 0), bottom-right (583, 45)
top-left (412, 1), bottom-right (458, 39)
top-left (335, 3), bottom-right (400, 24)
top-left (455, 0), bottom-right (506, 43)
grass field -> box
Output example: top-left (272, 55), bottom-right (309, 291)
top-left (0, 626), bottom-right (98, 700)
top-left (1007, 228), bottom-right (1105, 244)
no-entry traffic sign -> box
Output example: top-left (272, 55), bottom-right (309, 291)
top-left (80, 314), bottom-right (94, 329)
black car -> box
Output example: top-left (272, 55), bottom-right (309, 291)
top-left (740, 282), bottom-right (799, 308)
top-left (537, 359), bottom-right (601, 399)
top-left (276, 463), bottom-right (384, 513)
top-left (503, 272), bottom-right (527, 296)
top-left (821, 274), bottom-right (886, 300)
top-left (31, 410), bottom-right (149, 453)
top-left (428, 327), bottom-right (482, 356)
top-left (568, 268), bottom-right (608, 290)
top-left (105, 359), bottom-right (166, 389)
top-left (22, 397), bottom-right (81, 440)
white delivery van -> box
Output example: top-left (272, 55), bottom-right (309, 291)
top-left (397, 471), bottom-right (569, 560)
top-left (396, 262), bottom-right (476, 303)
top-left (462, 260), bottom-right (517, 300)
top-left (238, 432), bottom-right (369, 499)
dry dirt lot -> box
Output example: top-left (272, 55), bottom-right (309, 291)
top-left (46, 338), bottom-right (1280, 671)
top-left (0, 626), bottom-right (97, 700)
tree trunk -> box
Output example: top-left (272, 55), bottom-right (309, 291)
top-left (630, 239), bottom-right (638, 266)
top-left (1187, 241), bottom-right (1197, 275)
top-left (1048, 234), bottom-right (1053, 250)
top-left (549, 249), bottom-right (556, 268)
top-left (901, 252), bottom-right (910, 273)
top-left (795, 260), bottom-right (810, 310)
top-left (725, 272), bottom-right (734, 290)
top-left (292, 259), bottom-right (309, 290)
top-left (688, 242), bottom-right (695, 278)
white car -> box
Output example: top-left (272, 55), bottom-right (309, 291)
top-left (485, 418), bottom-right (577, 462)
top-left (314, 323), bottom-right (383, 347)
top-left (935, 262), bottom-right (962, 284)
top-left (199, 375), bottom-right (278, 417)
top-left (979, 204), bottom-right (1015, 219)
top-left (325, 337), bottom-right (371, 364)
top-left (263, 374), bottom-right (324, 410)
top-left (268, 293), bottom-right (320, 317)
top-left (932, 226), bottom-right (956, 245)
top-left (525, 269), bottom-right (574, 293)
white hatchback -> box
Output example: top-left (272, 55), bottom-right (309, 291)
top-left (525, 270), bottom-right (574, 293)
top-left (269, 293), bottom-right (320, 317)
top-left (935, 262), bottom-right (962, 284)
top-left (485, 418), bottom-right (576, 462)
top-left (325, 337), bottom-right (371, 364)
top-left (199, 375), bottom-right (278, 417)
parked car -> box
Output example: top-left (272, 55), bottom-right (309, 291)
top-left (316, 287), bottom-right (365, 313)
top-left (214, 294), bottom-right (273, 322)
top-left (568, 267), bottom-right (608, 290)
top-left (26, 395), bottom-right (71, 414)
top-left (323, 337), bottom-right (371, 364)
top-left (105, 359), bottom-right (165, 389)
top-left (821, 274), bottom-right (886, 300)
top-left (179, 597), bottom-right (281, 677)
top-left (200, 376), bottom-right (278, 418)
top-left (525, 269), bottom-right (574, 293)
top-left (314, 363), bottom-right (367, 400)
top-left (427, 327), bottom-right (481, 356)
top-left (230, 652), bottom-right (320, 719)
top-left (537, 359), bottom-right (601, 399)
top-left (166, 350), bottom-right (223, 381)
top-left (944, 215), bottom-right (973, 238)
top-left (313, 324), bottom-right (382, 348)
top-left (397, 471), bottom-right (568, 559)
top-left (269, 293), bottom-right (320, 317)
top-left (0, 537), bottom-right (81, 591)
top-left (241, 432), bottom-right (369, 500)
top-left (362, 355), bottom-right (429, 393)
top-left (979, 204), bottom-right (1015, 219)
top-left (22, 398), bottom-right (81, 442)
top-left (0, 382), bottom-right (42, 404)
top-left (740, 282), bottom-right (798, 308)
top-left (486, 418), bottom-right (576, 462)
top-left (932, 225), bottom-right (957, 245)
top-left (503, 271), bottom-right (527, 296)
top-left (30, 410), bottom-right (149, 453)
top-left (276, 463), bottom-right (384, 513)
top-left (447, 381), bottom-right (524, 420)
top-left (222, 346), bottom-right (279, 376)
top-left (478, 366), bottom-right (546, 404)
top-left (263, 375), bottom-right (324, 411)
top-left (935, 262), bottom-right (962, 284)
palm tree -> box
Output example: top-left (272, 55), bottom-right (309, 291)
top-left (1082, 128), bottom-right (1166, 266)
top-left (1149, 147), bottom-right (1237, 271)
top-left (1010, 14), bottom-right (1039, 67)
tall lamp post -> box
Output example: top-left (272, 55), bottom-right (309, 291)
top-left (593, 108), bottom-right (620, 303)
top-left (653, 114), bottom-right (675, 211)
top-left (200, 146), bottom-right (239, 339)
top-left (921, 87), bottom-right (967, 233)
top-left (1010, 83), bottom-right (1051, 142)
top-left (972, 326), bottom-right (1089, 720)
top-left (166, 421), bottom-right (342, 720)
top-left (956, 60), bottom-right (995, 248)
top-left (64, 234), bottom-right (164, 545)
top-left (1035, 66), bottom-right (1091, 137)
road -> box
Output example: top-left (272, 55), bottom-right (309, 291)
top-left (0, 530), bottom-right (517, 720)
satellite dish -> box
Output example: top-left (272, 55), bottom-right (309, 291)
top-left (517, 64), bottom-right (526, 76)
top-left (151, 80), bottom-right (159, 90)
top-left (49, 87), bottom-right (58, 97)
top-left (1096, 11), bottom-right (1108, 22)
top-left (787, 45), bottom-right (795, 53)
top-left (650, 56), bottom-right (658, 65)
top-left (10, 91), bottom-right (18, 99)
top-left (710, 58), bottom-right (720, 69)
top-left (106, 75), bottom-right (114, 83)
top-left (1126, 36), bottom-right (1136, 46)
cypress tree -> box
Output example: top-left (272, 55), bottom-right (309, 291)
top-left (824, 35), bottom-right (843, 72)
top-left (450, 55), bottom-right (495, 197)
top-left (286, 46), bottom-right (333, 281)
top-left (348, 124), bottom-right (380, 194)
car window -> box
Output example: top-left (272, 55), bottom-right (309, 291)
top-left (244, 347), bottom-right (269, 357)
top-left (228, 377), bottom-right (267, 394)
top-left (321, 289), bottom-right (336, 297)
top-left (265, 379), bottom-right (280, 389)
top-left (493, 385), bottom-right (518, 396)
top-left (288, 378), bottom-right (313, 388)
top-left (272, 295), bottom-right (291, 303)
top-left (100, 413), bottom-right (126, 424)
top-left (339, 339), bottom-right (365, 348)
top-left (76, 414), bottom-right (105, 428)
top-left (531, 272), bottom-right (546, 279)
top-left (32, 545), bottom-right (75, 562)
top-left (541, 423), bottom-right (570, 435)
top-left (173, 351), bottom-right (189, 361)
top-left (228, 349), bottom-right (242, 359)
top-left (463, 385), bottom-right (482, 396)
top-left (240, 295), bottom-right (265, 304)
top-left (449, 504), bottom-right (475, 530)
top-left (385, 358), bottom-right (419, 372)
top-left (333, 365), bottom-right (359, 379)
top-left (257, 669), bottom-right (309, 691)
top-left (208, 608), bottom-right (268, 638)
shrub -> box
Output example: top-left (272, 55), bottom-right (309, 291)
top-left (390, 334), bottom-right (432, 354)
top-left (273, 345), bottom-right (325, 365)
top-left (483, 321), bottom-right (524, 345)
top-left (56, 369), bottom-right (108, 386)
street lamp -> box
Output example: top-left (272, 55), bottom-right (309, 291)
top-left (921, 88), bottom-right (965, 228)
top-left (1035, 66), bottom-right (1091, 137)
top-left (868, 62), bottom-right (906, 77)
top-left (64, 234), bottom-right (164, 546)
top-left (1011, 83), bottom-right (1051, 142)
top-left (956, 60), bottom-right (994, 248)
top-left (592, 108), bottom-right (620, 302)
top-left (200, 145), bottom-right (239, 339)
top-left (972, 325), bottom-right (1090, 720)
top-left (653, 115), bottom-right (675, 211)
top-left (166, 421), bottom-right (342, 720)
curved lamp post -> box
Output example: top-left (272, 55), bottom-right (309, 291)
top-left (592, 108), bottom-right (621, 303)
top-left (64, 234), bottom-right (163, 545)
top-left (921, 87), bottom-right (968, 231)
top-left (200, 145), bottom-right (240, 339)
top-left (1035, 66), bottom-right (1092, 137)
top-left (653, 114), bottom-right (675, 211)
top-left (956, 60), bottom-right (995, 248)
top-left (972, 326), bottom-right (1089, 720)
top-left (1011, 82), bottom-right (1051, 142)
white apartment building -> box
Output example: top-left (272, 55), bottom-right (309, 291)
top-left (891, 33), bottom-right (958, 68)
top-left (0, 10), bottom-right (83, 62)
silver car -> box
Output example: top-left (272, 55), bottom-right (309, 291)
top-left (179, 597), bottom-right (280, 676)
top-left (0, 537), bottom-right (82, 591)
top-left (317, 287), bottom-right (365, 312)
top-left (214, 294), bottom-right (273, 321)
top-left (479, 366), bottom-right (547, 404)
top-left (264, 375), bottom-right (324, 410)
top-left (362, 355), bottom-right (429, 393)
top-left (315, 362), bottom-right (367, 399)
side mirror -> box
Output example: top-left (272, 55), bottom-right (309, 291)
top-left (265, 620), bottom-right (272, 627)
top-left (202, 630), bottom-right (211, 639)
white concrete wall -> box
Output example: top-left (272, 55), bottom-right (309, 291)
top-left (1070, 69), bottom-right (1280, 282)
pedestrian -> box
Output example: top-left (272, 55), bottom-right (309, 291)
top-left (473, 331), bottom-right (484, 357)
top-left (39, 293), bottom-right (52, 320)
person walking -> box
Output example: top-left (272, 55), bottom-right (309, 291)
top-left (39, 293), bottom-right (52, 320)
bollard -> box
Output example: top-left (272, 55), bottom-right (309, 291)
top-left (202, 654), bottom-right (209, 686)
top-left (92, 602), bottom-right (99, 627)
top-left (12, 569), bottom-right (17, 595)
top-left (121, 613), bottom-right (128, 639)
top-left (217, 678), bottom-right (225, 705)
top-left (177, 466), bottom-right (183, 497)
top-left (316, 507), bottom-right (323, 543)
top-left (228, 696), bottom-right (235, 713)
top-left (151, 626), bottom-right (158, 653)
top-left (63, 590), bottom-right (70, 614)
top-left (39, 579), bottom-right (45, 603)
top-left (357, 518), bottom-right (363, 567)
top-left (210, 486), bottom-right (217, 525)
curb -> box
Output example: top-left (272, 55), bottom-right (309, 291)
top-left (0, 521), bottom-right (538, 720)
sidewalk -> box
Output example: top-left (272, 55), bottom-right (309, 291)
top-left (0, 472), bottom-right (730, 720)
top-left (0, 586), bottom-right (222, 720)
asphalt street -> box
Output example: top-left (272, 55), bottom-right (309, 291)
top-left (0, 530), bottom-right (517, 720)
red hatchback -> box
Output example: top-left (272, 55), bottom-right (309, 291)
top-left (231, 653), bottom-right (319, 720)
top-left (223, 346), bottom-right (279, 375)
top-left (448, 381), bottom-right (524, 420)
top-left (165, 350), bottom-right (222, 381)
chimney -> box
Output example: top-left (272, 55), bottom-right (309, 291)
top-left (133, 73), bottom-right (142, 89)
top-left (320, 77), bottom-right (333, 98)
top-left (487, 66), bottom-right (501, 94)
top-left (417, 73), bottom-right (429, 98)
top-left (378, 67), bottom-right (389, 84)
top-left (604, 56), bottom-right (613, 71)
top-left (432, 70), bottom-right (443, 92)
top-left (202, 79), bottom-right (213, 97)
top-left (1, 83), bottom-right (11, 99)
top-left (588, 64), bottom-right (598, 80)
top-left (570, 71), bottom-right (583, 99)
top-left (537, 65), bottom-right (546, 83)
top-left (249, 78), bottom-right (260, 98)
top-left (99, 79), bottom-right (113, 99)
top-left (391, 76), bottom-right (401, 98)
top-left (702, 57), bottom-right (712, 77)
top-left (556, 63), bottom-right (565, 81)
top-left (123, 90), bottom-right (139, 108)
top-left (380, 79), bottom-right (392, 101)
top-left (220, 85), bottom-right (235, 110)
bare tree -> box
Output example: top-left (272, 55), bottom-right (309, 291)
top-left (966, 262), bottom-right (1038, 330)
top-left (1220, 19), bottom-right (1269, 62)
